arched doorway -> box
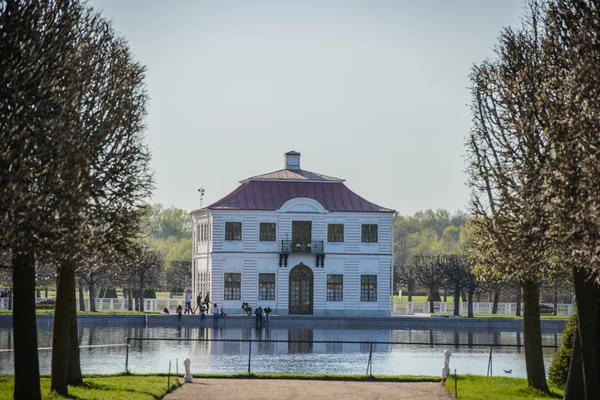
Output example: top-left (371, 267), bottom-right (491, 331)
top-left (289, 263), bottom-right (313, 315)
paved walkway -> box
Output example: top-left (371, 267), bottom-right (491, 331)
top-left (162, 378), bottom-right (452, 400)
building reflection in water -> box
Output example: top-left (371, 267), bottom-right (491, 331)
top-left (288, 329), bottom-right (313, 354)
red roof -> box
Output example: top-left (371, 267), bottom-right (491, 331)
top-left (206, 181), bottom-right (394, 213)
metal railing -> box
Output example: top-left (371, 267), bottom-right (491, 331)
top-left (123, 337), bottom-right (558, 377)
top-left (393, 301), bottom-right (574, 316)
top-left (280, 240), bottom-right (324, 254)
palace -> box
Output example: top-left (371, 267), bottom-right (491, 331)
top-left (191, 151), bottom-right (397, 316)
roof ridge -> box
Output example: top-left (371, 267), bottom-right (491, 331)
top-left (240, 168), bottom-right (345, 183)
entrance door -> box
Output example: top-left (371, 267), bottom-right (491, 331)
top-left (289, 264), bottom-right (313, 315)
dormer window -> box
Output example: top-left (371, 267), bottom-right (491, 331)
top-left (225, 222), bottom-right (242, 241)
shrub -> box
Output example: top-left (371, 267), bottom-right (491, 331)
top-left (548, 310), bottom-right (577, 388)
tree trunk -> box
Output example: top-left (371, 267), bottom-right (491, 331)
top-left (429, 288), bottom-right (435, 314)
top-left (565, 326), bottom-right (584, 400)
top-left (443, 288), bottom-right (447, 302)
top-left (467, 289), bottom-right (474, 318)
top-left (89, 272), bottom-right (96, 312)
top-left (36, 288), bottom-right (41, 298)
top-left (12, 247), bottom-right (41, 400)
top-left (570, 268), bottom-right (598, 400)
top-left (407, 281), bottom-right (413, 301)
top-left (51, 260), bottom-right (76, 395)
top-left (492, 289), bottom-right (500, 314)
top-left (516, 287), bottom-right (522, 316)
top-left (67, 295), bottom-right (82, 385)
top-left (553, 283), bottom-right (558, 316)
top-left (45, 287), bottom-right (48, 298)
top-left (461, 291), bottom-right (467, 302)
top-left (8, 286), bottom-right (12, 310)
top-left (127, 287), bottom-right (133, 311)
top-left (522, 279), bottom-right (548, 392)
top-left (139, 271), bottom-right (145, 312)
top-left (78, 284), bottom-right (85, 312)
top-left (453, 286), bottom-right (461, 316)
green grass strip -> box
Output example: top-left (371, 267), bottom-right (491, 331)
top-left (0, 374), bottom-right (179, 400)
top-left (444, 374), bottom-right (564, 399)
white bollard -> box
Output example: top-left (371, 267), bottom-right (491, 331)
top-left (441, 349), bottom-right (452, 382)
top-left (184, 358), bottom-right (192, 383)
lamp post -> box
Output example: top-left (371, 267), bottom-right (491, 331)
top-left (198, 188), bottom-right (205, 208)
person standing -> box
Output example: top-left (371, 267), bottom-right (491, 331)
top-left (264, 306), bottom-right (272, 324)
top-left (193, 292), bottom-right (202, 314)
top-left (212, 303), bottom-right (218, 324)
top-left (204, 292), bottom-right (210, 310)
top-left (184, 289), bottom-right (192, 314)
top-left (254, 306), bottom-right (263, 325)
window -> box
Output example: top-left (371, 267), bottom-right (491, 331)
top-left (327, 224), bottom-right (344, 242)
top-left (326, 274), bottom-right (343, 301)
top-left (224, 273), bottom-right (241, 300)
top-left (225, 222), bottom-right (242, 241)
top-left (259, 273), bottom-right (275, 300)
top-left (361, 224), bottom-right (378, 243)
top-left (199, 223), bottom-right (208, 242)
top-left (259, 223), bottom-right (276, 242)
top-left (360, 275), bottom-right (377, 302)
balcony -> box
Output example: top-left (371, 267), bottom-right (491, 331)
top-left (278, 240), bottom-right (325, 268)
top-left (280, 240), bottom-right (324, 254)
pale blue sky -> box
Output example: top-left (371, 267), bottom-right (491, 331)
top-left (89, 0), bottom-right (524, 215)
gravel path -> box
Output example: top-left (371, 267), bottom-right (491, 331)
top-left (162, 378), bottom-right (453, 400)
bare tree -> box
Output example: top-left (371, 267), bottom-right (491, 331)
top-left (414, 256), bottom-right (445, 314)
top-left (466, 1), bottom-right (554, 391)
top-left (393, 264), bottom-right (417, 301)
top-left (0, 2), bottom-right (103, 397)
top-left (123, 248), bottom-right (163, 312)
top-left (540, 2), bottom-right (600, 397)
top-left (166, 260), bottom-right (192, 293)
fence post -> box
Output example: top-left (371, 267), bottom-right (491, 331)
top-left (366, 342), bottom-right (373, 376)
top-left (125, 338), bottom-right (130, 373)
top-left (454, 369), bottom-right (457, 399)
top-left (168, 360), bottom-right (171, 392)
top-left (487, 346), bottom-right (493, 376)
top-left (247, 340), bottom-right (252, 373)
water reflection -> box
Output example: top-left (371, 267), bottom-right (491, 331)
top-left (0, 325), bottom-right (558, 378)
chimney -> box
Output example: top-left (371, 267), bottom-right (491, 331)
top-left (284, 151), bottom-right (301, 170)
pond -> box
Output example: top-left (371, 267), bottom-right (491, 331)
top-left (0, 325), bottom-right (559, 378)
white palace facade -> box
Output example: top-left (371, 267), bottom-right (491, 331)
top-left (191, 151), bottom-right (397, 316)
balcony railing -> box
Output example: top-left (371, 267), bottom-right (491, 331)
top-left (280, 240), bottom-right (324, 254)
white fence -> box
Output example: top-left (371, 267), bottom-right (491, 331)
top-left (0, 297), bottom-right (574, 316)
top-left (393, 301), bottom-right (574, 316)
top-left (0, 297), bottom-right (186, 312)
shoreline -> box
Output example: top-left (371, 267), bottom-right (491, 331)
top-left (0, 313), bottom-right (566, 332)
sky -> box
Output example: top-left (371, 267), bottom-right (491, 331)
top-left (88, 0), bottom-right (525, 215)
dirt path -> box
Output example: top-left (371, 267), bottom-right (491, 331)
top-left (162, 378), bottom-right (453, 400)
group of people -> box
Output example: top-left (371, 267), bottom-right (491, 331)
top-left (0, 290), bottom-right (10, 298)
top-left (161, 290), bottom-right (226, 322)
top-left (242, 303), bottom-right (272, 325)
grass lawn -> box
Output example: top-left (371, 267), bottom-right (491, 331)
top-left (444, 375), bottom-right (563, 400)
top-left (0, 374), bottom-right (179, 400)
top-left (394, 295), bottom-right (456, 302)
